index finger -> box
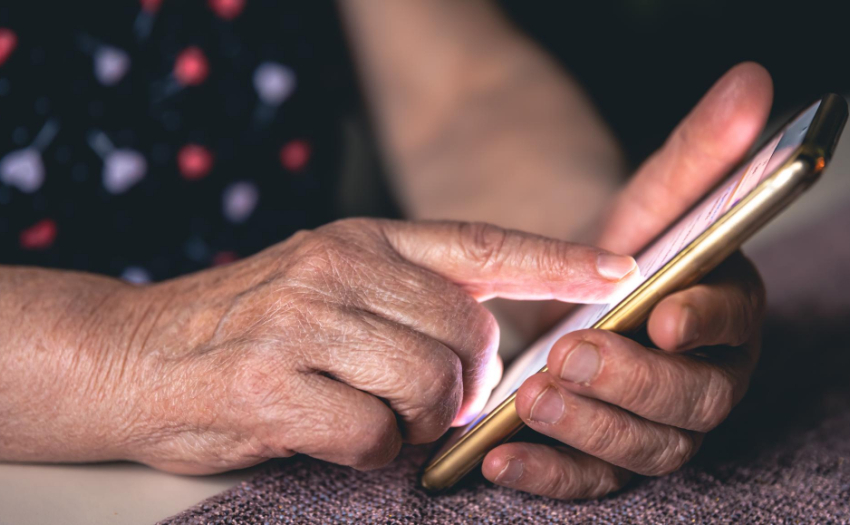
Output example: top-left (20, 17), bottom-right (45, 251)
top-left (379, 220), bottom-right (639, 303)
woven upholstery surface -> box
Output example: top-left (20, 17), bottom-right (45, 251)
top-left (162, 208), bottom-right (850, 524)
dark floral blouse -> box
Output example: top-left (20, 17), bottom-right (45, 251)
top-left (0, 1), bottom-right (363, 282)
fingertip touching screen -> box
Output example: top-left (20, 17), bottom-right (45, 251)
top-left (455, 99), bottom-right (821, 438)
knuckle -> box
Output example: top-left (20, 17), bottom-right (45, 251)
top-left (465, 306), bottom-right (500, 369)
top-left (538, 240), bottom-right (581, 282)
top-left (546, 462), bottom-right (585, 500)
top-left (419, 355), bottom-right (463, 407)
top-left (318, 217), bottom-right (374, 237)
top-left (349, 411), bottom-right (401, 470)
top-left (619, 357), bottom-right (664, 414)
top-left (332, 216), bottom-right (371, 230)
top-left (544, 451), bottom-right (630, 500)
top-left (692, 369), bottom-right (736, 431)
top-left (286, 228), bottom-right (313, 246)
top-left (605, 466), bottom-right (634, 495)
top-left (646, 430), bottom-right (699, 476)
top-left (288, 231), bottom-right (364, 291)
top-left (622, 357), bottom-right (704, 428)
top-left (475, 305), bottom-right (501, 346)
top-left (404, 354), bottom-right (463, 442)
top-left (427, 359), bottom-right (463, 403)
top-left (583, 466), bottom-right (630, 499)
top-left (291, 233), bottom-right (344, 275)
top-left (580, 410), bottom-right (627, 460)
top-left (457, 222), bottom-right (509, 271)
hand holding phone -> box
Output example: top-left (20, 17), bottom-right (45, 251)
top-left (421, 63), bottom-right (847, 499)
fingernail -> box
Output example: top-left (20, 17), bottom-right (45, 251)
top-left (529, 386), bottom-right (564, 425)
top-left (679, 305), bottom-right (700, 347)
top-left (597, 253), bottom-right (637, 281)
top-left (495, 456), bottom-right (524, 484)
top-left (559, 341), bottom-right (601, 384)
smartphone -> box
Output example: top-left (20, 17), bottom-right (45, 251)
top-left (420, 93), bottom-right (848, 491)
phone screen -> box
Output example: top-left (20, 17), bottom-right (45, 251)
top-left (457, 100), bottom-right (821, 435)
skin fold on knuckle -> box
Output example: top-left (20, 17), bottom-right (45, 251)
top-left (400, 354), bottom-right (463, 443)
top-left (335, 316), bottom-right (462, 443)
top-left (577, 407), bottom-right (632, 462)
top-left (690, 368), bottom-right (737, 432)
top-left (617, 354), bottom-right (668, 417)
top-left (539, 451), bottom-right (626, 500)
top-left (266, 377), bottom-right (400, 471)
top-left (632, 354), bottom-right (715, 431)
top-left (541, 459), bottom-right (585, 499)
top-left (526, 240), bottom-right (582, 294)
top-left (287, 229), bottom-right (373, 298)
top-left (385, 290), bottom-right (496, 428)
top-left (549, 240), bottom-right (594, 281)
top-left (581, 404), bottom-right (697, 477)
top-left (643, 429), bottom-right (700, 477)
top-left (347, 410), bottom-right (402, 470)
top-left (664, 359), bottom-right (723, 429)
top-left (456, 221), bottom-right (510, 273)
top-left (582, 463), bottom-right (631, 499)
top-left (461, 306), bottom-right (500, 389)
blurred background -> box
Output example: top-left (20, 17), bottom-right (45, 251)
top-left (2, 2), bottom-right (850, 523)
top-left (500, 0), bottom-right (850, 162)
top-left (1, 0), bottom-right (848, 278)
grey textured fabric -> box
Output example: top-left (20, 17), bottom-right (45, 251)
top-left (162, 208), bottom-right (850, 524)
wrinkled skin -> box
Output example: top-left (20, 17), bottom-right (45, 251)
top-left (24, 219), bottom-right (635, 475)
top-left (481, 62), bottom-right (771, 499)
top-left (0, 57), bottom-right (771, 501)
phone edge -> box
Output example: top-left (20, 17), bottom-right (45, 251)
top-left (419, 94), bottom-right (847, 492)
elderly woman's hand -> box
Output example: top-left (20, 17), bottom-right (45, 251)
top-left (482, 62), bottom-right (772, 498)
top-left (8, 219), bottom-right (639, 474)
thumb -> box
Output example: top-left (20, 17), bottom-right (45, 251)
top-left (598, 62), bottom-right (774, 255)
top-left (379, 220), bottom-right (638, 303)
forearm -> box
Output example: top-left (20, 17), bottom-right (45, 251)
top-left (339, 0), bottom-right (624, 240)
top-left (0, 267), bottom-right (149, 462)
top-left (338, 0), bottom-right (525, 158)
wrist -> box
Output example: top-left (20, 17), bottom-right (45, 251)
top-left (101, 279), bottom-right (197, 466)
top-left (107, 273), bottom-right (245, 469)
top-left (90, 283), bottom-right (168, 463)
top-left (0, 270), bottom-right (154, 463)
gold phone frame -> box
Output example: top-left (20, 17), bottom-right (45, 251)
top-left (421, 93), bottom-right (848, 492)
